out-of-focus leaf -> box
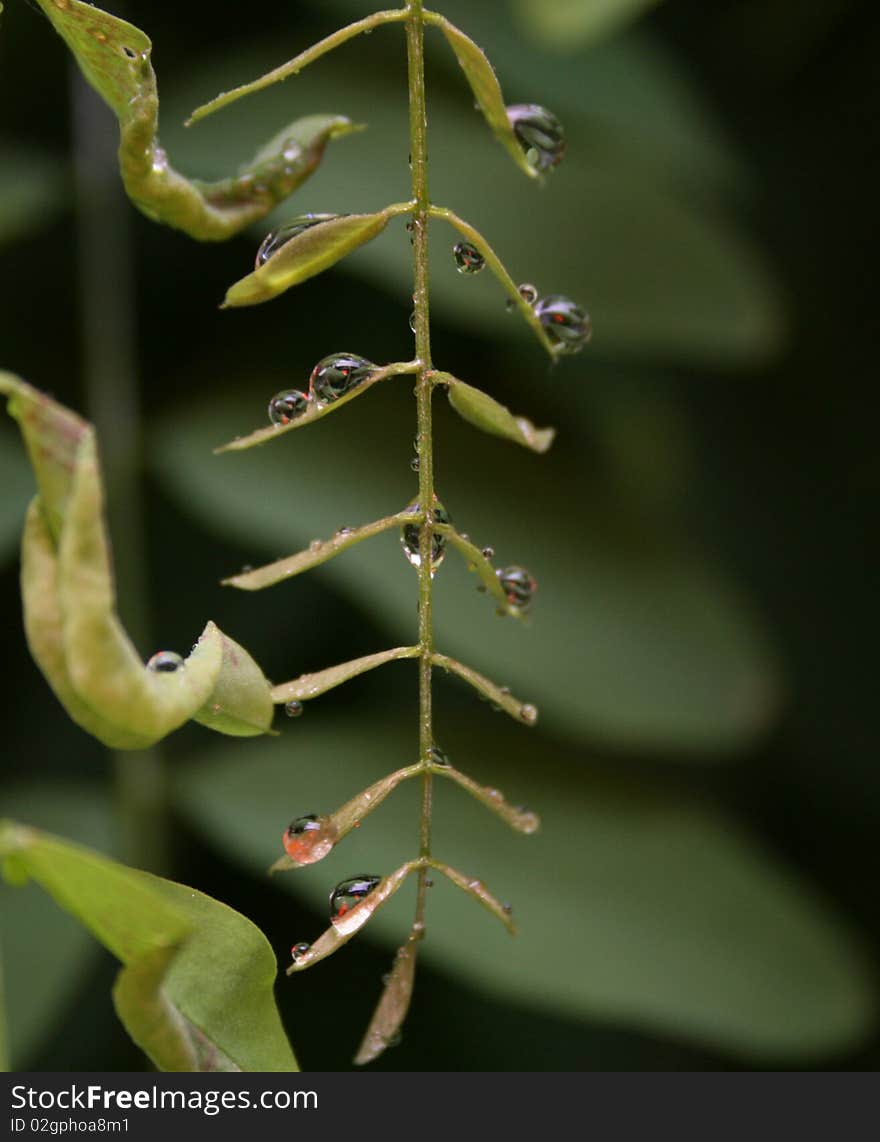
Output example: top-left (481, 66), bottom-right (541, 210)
top-left (354, 941), bottom-right (418, 1066)
top-left (222, 209), bottom-right (397, 306)
top-left (155, 390), bottom-right (780, 756)
top-left (2, 375), bottom-right (273, 748)
top-left (0, 784), bottom-right (113, 1068)
top-left (0, 819), bottom-right (298, 1072)
top-left (33, 0), bottom-right (355, 240)
top-left (175, 719), bottom-right (878, 1060)
top-left (0, 147), bottom-right (67, 247)
top-left (271, 646), bottom-right (419, 704)
top-left (513, 0), bottom-right (663, 50)
top-left (444, 374), bottom-right (555, 453)
top-left (425, 13), bottom-right (538, 179)
top-left (215, 361), bottom-right (418, 452)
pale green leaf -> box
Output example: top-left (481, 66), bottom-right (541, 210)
top-left (271, 646), bottom-right (419, 704)
top-left (0, 819), bottom-right (298, 1071)
top-left (429, 859), bottom-right (518, 935)
top-left (432, 652), bottom-right (539, 726)
top-left (438, 765), bottom-right (540, 834)
top-left (444, 373), bottom-right (555, 452)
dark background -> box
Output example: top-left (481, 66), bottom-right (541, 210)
top-left (0, 0), bottom-right (878, 1071)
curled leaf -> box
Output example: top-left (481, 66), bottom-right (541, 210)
top-left (272, 646), bottom-right (419, 704)
top-left (431, 652), bottom-right (538, 726)
top-left (225, 510), bottom-right (417, 590)
top-left (425, 12), bottom-right (538, 179)
top-left (286, 861), bottom-right (417, 974)
top-left (34, 0), bottom-right (354, 240)
top-left (222, 209), bottom-right (400, 307)
top-left (436, 765), bottom-right (540, 834)
top-left (215, 361), bottom-right (419, 452)
top-left (428, 859), bottom-right (518, 936)
top-left (2, 375), bottom-right (273, 748)
top-left (0, 820), bottom-right (297, 1072)
top-left (354, 941), bottom-right (418, 1066)
top-left (443, 374), bottom-right (555, 453)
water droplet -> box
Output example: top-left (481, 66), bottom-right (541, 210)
top-left (410, 456), bottom-right (420, 472)
top-left (309, 539), bottom-right (322, 552)
top-left (336, 526), bottom-right (353, 537)
top-left (533, 294), bottom-right (592, 354)
top-left (400, 495), bottom-right (451, 572)
top-left (518, 283), bottom-right (539, 305)
top-left (481, 546), bottom-right (494, 559)
top-left (291, 942), bottom-right (311, 962)
top-left (409, 310), bottom-right (417, 333)
top-left (429, 746), bottom-right (451, 768)
top-left (268, 388), bottom-right (309, 426)
top-left (284, 700), bottom-right (304, 719)
top-left (146, 651), bottom-right (184, 673)
top-left (425, 878), bottom-right (434, 888)
top-left (329, 875), bottom-right (382, 934)
top-left (502, 903), bottom-right (513, 915)
top-left (496, 565), bottom-right (537, 609)
top-left (309, 353), bottom-right (375, 403)
top-left (453, 241), bottom-right (485, 275)
top-left (520, 703), bottom-right (539, 725)
top-left (506, 104), bottom-right (566, 172)
top-left (283, 814), bottom-right (338, 864)
top-left (256, 214), bottom-right (341, 266)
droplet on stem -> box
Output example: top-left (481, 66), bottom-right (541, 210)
top-left (309, 353), bottom-right (375, 403)
top-left (268, 388), bottom-right (310, 426)
top-left (146, 651), bottom-right (184, 673)
top-left (400, 495), bottom-right (451, 573)
top-left (283, 814), bottom-right (338, 865)
top-left (284, 700), bottom-right (304, 718)
top-left (533, 294), bottom-right (592, 354)
top-left (330, 875), bottom-right (382, 934)
top-left (506, 104), bottom-right (566, 172)
top-left (429, 746), bottom-right (451, 767)
top-left (497, 565), bottom-right (537, 609)
top-left (291, 942), bottom-right (311, 962)
top-left (452, 241), bottom-right (485, 275)
top-left (256, 214), bottom-right (342, 266)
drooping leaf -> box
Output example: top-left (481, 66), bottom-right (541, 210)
top-left (175, 718), bottom-right (878, 1060)
top-left (437, 765), bottom-right (540, 834)
top-left (271, 646), bottom-right (419, 704)
top-left (0, 819), bottom-right (297, 1072)
top-left (221, 209), bottom-right (399, 306)
top-left (444, 373), bottom-right (555, 453)
top-left (435, 524), bottom-right (518, 616)
top-left (429, 859), bottom-right (518, 935)
top-left (32, 0), bottom-right (355, 240)
top-left (432, 652), bottom-right (539, 726)
top-left (513, 0), bottom-right (663, 50)
top-left (1, 375), bottom-right (273, 748)
top-left (425, 12), bottom-right (538, 179)
top-left (354, 941), bottom-right (418, 1066)
top-left (215, 361), bottom-right (418, 452)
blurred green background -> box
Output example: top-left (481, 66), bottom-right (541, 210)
top-left (1, 0), bottom-right (879, 1070)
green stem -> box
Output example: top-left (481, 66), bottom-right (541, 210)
top-left (71, 69), bottom-right (170, 874)
top-left (406, 0), bottom-right (434, 939)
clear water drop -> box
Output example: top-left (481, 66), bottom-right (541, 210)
top-left (268, 388), bottom-right (309, 426)
top-left (429, 746), bottom-right (451, 768)
top-left (533, 294), bottom-right (592, 354)
top-left (453, 241), bottom-right (485, 275)
top-left (481, 546), bottom-right (495, 559)
top-left (520, 703), bottom-right (539, 725)
top-left (409, 310), bottom-right (417, 333)
top-left (410, 456), bottom-right (420, 472)
top-left (518, 283), bottom-right (539, 305)
top-left (497, 565), bottom-right (537, 609)
top-left (329, 875), bottom-right (381, 934)
top-left (283, 814), bottom-right (338, 865)
top-left (309, 353), bottom-right (375, 403)
top-left (506, 104), bottom-right (566, 172)
top-left (146, 651), bottom-right (183, 673)
top-left (291, 942), bottom-right (311, 962)
top-left (256, 214), bottom-right (341, 267)
top-left (284, 700), bottom-right (304, 718)
top-left (400, 494), bottom-right (451, 573)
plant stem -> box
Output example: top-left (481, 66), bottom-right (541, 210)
top-left (406, 0), bottom-right (434, 937)
top-left (71, 69), bottom-right (170, 874)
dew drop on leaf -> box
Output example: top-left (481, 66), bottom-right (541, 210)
top-left (481, 546), bottom-right (495, 559)
top-left (329, 875), bottom-right (382, 933)
top-left (283, 814), bottom-right (338, 865)
top-left (518, 283), bottom-right (539, 305)
top-left (146, 651), bottom-right (184, 673)
top-left (255, 214), bottom-right (342, 266)
top-left (309, 353), bottom-right (375, 403)
top-left (268, 388), bottom-right (310, 426)
top-left (291, 942), bottom-right (311, 962)
top-left (520, 703), bottom-right (539, 725)
top-left (533, 294), bottom-right (592, 354)
top-left (401, 495), bottom-right (451, 573)
top-left (452, 241), bottom-right (485, 275)
top-left (496, 565), bottom-right (537, 609)
top-left (284, 700), bottom-right (304, 718)
top-left (506, 104), bottom-right (566, 172)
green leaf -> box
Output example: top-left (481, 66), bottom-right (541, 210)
top-left (216, 361), bottom-right (418, 452)
top-left (175, 719), bottom-right (878, 1060)
top-left (2, 375), bottom-right (273, 748)
top-left (0, 146), bottom-right (67, 247)
top-left (271, 646), bottom-right (419, 704)
top-left (513, 0), bottom-right (663, 50)
top-left (221, 209), bottom-right (398, 306)
top-left (425, 12), bottom-right (538, 179)
top-left (32, 0), bottom-right (354, 240)
top-left (0, 819), bottom-right (298, 1072)
top-left (432, 652), bottom-right (539, 726)
top-left (444, 374), bottom-right (555, 453)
